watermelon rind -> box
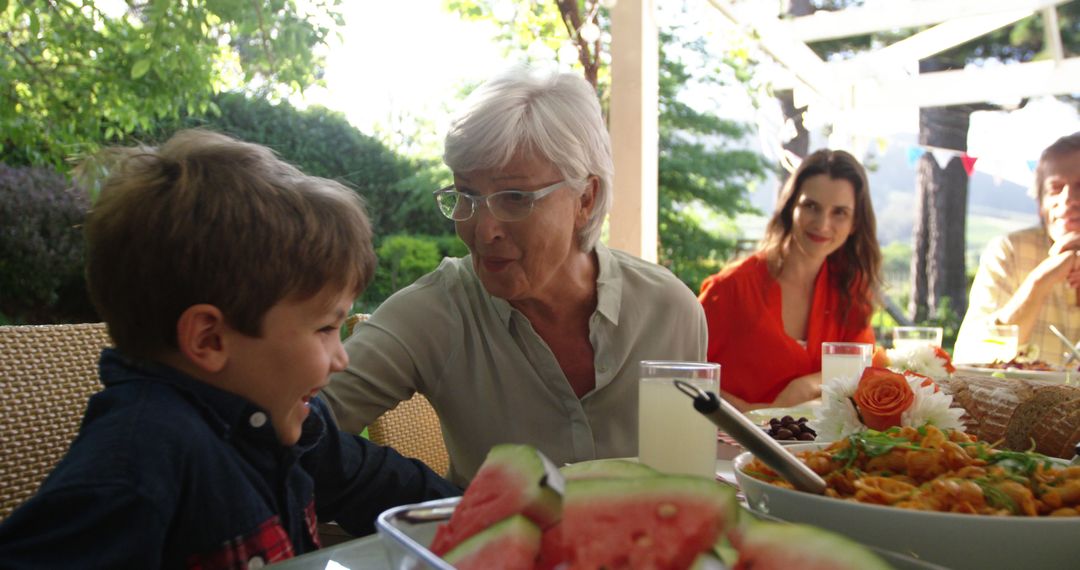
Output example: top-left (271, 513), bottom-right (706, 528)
top-left (560, 459), bottom-right (660, 481)
top-left (734, 520), bottom-right (894, 570)
top-left (442, 515), bottom-right (541, 569)
top-left (429, 444), bottom-right (562, 555)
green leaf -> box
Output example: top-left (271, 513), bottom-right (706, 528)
top-left (131, 59), bottom-right (151, 79)
top-left (0, 0), bottom-right (9, 13)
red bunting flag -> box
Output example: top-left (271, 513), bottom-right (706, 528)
top-left (960, 153), bottom-right (978, 176)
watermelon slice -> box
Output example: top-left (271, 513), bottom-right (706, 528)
top-left (560, 459), bottom-right (660, 481)
top-left (534, 521), bottom-right (564, 570)
top-left (442, 515), bottom-right (541, 570)
top-left (731, 520), bottom-right (893, 570)
top-left (561, 475), bottom-right (739, 570)
top-left (429, 444), bottom-right (563, 555)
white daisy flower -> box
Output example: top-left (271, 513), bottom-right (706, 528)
top-left (886, 345), bottom-right (949, 378)
top-left (901, 378), bottom-right (965, 432)
top-left (811, 372), bottom-right (863, 440)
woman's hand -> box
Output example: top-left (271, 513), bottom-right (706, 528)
top-left (771, 372), bottom-right (822, 408)
top-left (720, 389), bottom-right (765, 413)
top-left (720, 373), bottom-right (822, 412)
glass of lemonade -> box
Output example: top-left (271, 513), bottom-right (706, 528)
top-left (982, 324), bottom-right (1020, 363)
top-left (892, 326), bottom-right (944, 350)
top-left (638, 361), bottom-right (719, 478)
top-left (821, 342), bottom-right (873, 382)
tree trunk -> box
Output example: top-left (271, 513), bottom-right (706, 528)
top-left (909, 57), bottom-right (971, 323)
top-left (774, 0), bottom-right (814, 191)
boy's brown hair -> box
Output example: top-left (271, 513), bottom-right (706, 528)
top-left (84, 129), bottom-right (376, 360)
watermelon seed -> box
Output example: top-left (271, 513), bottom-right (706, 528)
top-left (657, 503), bottom-right (678, 518)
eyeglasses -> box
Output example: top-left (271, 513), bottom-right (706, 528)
top-left (434, 180), bottom-right (566, 222)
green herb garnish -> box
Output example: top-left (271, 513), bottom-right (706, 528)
top-left (832, 431), bottom-right (927, 468)
top-left (983, 449), bottom-right (1056, 476)
top-left (975, 479), bottom-right (1019, 515)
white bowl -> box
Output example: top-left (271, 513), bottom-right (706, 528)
top-left (734, 443), bottom-right (1080, 570)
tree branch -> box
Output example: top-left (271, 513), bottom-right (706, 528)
top-left (554, 0), bottom-right (600, 88)
top-left (252, 0), bottom-right (276, 70)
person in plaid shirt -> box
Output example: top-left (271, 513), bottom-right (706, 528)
top-left (0, 129), bottom-right (459, 568)
top-left (955, 132), bottom-right (1080, 366)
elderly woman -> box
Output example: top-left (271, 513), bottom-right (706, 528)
top-left (699, 149), bottom-right (881, 411)
top-left (323, 67), bottom-right (705, 485)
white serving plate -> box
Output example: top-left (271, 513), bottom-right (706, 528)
top-left (954, 364), bottom-right (1072, 384)
top-left (734, 443), bottom-right (1080, 570)
top-left (743, 400), bottom-right (822, 425)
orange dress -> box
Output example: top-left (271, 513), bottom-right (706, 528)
top-left (698, 254), bottom-right (874, 404)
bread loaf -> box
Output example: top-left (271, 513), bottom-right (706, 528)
top-left (938, 374), bottom-right (1080, 459)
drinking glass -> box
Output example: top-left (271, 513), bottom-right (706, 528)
top-left (892, 326), bottom-right (944, 350)
top-left (982, 324), bottom-right (1020, 363)
top-left (821, 342), bottom-right (873, 382)
top-left (638, 361), bottom-right (719, 478)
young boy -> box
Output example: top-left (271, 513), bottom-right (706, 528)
top-left (0, 130), bottom-right (459, 568)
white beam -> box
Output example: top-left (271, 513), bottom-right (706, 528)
top-left (851, 57), bottom-right (1080, 109)
top-left (779, 0), bottom-right (1068, 43)
top-left (607, 0), bottom-right (658, 262)
top-left (1044, 7), bottom-right (1066, 63)
top-left (830, 9), bottom-right (1036, 82)
top-left (708, 0), bottom-right (837, 102)
top-left (869, 10), bottom-right (1034, 68)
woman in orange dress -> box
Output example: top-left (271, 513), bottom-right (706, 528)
top-left (699, 149), bottom-right (882, 411)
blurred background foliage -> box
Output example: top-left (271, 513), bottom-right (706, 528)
top-left (1, 0), bottom-right (966, 349)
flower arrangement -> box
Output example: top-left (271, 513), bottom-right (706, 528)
top-left (872, 344), bottom-right (956, 379)
top-left (814, 366), bottom-right (966, 440)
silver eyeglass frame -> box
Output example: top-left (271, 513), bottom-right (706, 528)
top-left (433, 180), bottom-right (566, 222)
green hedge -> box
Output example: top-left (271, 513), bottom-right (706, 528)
top-left (0, 163), bottom-right (96, 323)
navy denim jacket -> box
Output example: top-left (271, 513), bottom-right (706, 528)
top-left (0, 349), bottom-right (459, 569)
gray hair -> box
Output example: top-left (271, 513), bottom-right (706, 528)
top-left (443, 66), bottom-right (613, 251)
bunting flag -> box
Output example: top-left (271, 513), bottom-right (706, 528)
top-left (906, 146), bottom-right (925, 167)
top-left (1027, 160), bottom-right (1038, 173)
top-left (960, 154), bottom-right (978, 176)
top-left (930, 149), bottom-right (954, 169)
top-left (902, 143), bottom-right (993, 177)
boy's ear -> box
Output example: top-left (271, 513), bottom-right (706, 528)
top-left (175, 304), bottom-right (229, 373)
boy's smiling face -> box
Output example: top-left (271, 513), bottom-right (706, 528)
top-left (221, 286), bottom-right (353, 445)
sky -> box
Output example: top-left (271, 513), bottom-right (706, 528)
top-left (297, 2), bottom-right (508, 139)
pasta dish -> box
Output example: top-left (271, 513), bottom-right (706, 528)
top-left (745, 425), bottom-right (1080, 517)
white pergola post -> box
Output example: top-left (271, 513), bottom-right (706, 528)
top-left (607, 0), bottom-right (658, 262)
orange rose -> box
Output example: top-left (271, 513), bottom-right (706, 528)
top-left (853, 367), bottom-right (914, 431)
top-left (933, 346), bottom-right (956, 374)
top-left (871, 346), bottom-right (890, 368)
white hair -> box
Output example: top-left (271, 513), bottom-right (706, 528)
top-left (443, 66), bottom-right (613, 251)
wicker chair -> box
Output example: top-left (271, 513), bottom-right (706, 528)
top-left (0, 323), bottom-right (112, 520)
top-left (344, 314), bottom-right (450, 476)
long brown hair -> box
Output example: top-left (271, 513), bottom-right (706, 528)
top-left (759, 149), bottom-right (881, 325)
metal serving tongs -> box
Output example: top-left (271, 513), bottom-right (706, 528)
top-left (674, 380), bottom-right (827, 495)
top-left (1048, 324), bottom-right (1080, 365)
